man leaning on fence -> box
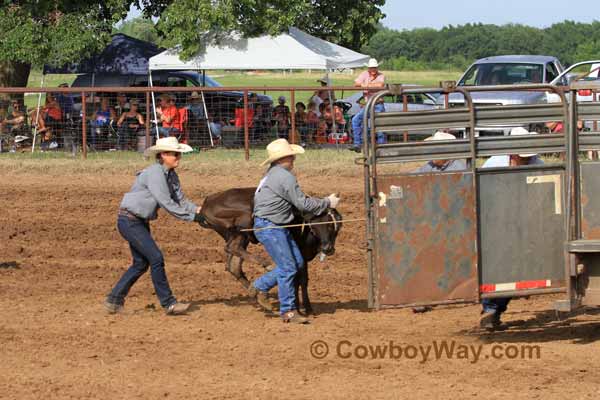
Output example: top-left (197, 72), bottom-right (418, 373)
top-left (414, 131), bottom-right (467, 173)
top-left (349, 58), bottom-right (386, 152)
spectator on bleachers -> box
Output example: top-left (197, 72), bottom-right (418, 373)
top-left (186, 91), bottom-right (222, 142)
top-left (311, 76), bottom-right (336, 117)
top-left (1, 99), bottom-right (26, 135)
top-left (40, 93), bottom-right (63, 149)
top-left (116, 100), bottom-right (145, 150)
top-left (315, 103), bottom-right (329, 143)
top-left (321, 98), bottom-right (346, 132)
top-left (294, 102), bottom-right (308, 146)
top-left (306, 101), bottom-right (319, 143)
top-left (273, 95), bottom-right (291, 139)
top-left (90, 96), bottom-right (116, 148)
top-left (56, 83), bottom-right (74, 119)
top-left (43, 93), bottom-right (63, 125)
top-left (156, 94), bottom-right (181, 138)
top-left (114, 93), bottom-right (130, 117)
top-left (186, 91), bottom-right (205, 119)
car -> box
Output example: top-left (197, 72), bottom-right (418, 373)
top-left (442, 55), bottom-right (566, 135)
top-left (547, 59), bottom-right (600, 103)
top-left (71, 70), bottom-right (273, 125)
top-left (342, 86), bottom-right (439, 117)
top-left (449, 55), bottom-right (564, 106)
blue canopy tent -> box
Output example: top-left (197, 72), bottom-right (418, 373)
top-left (39, 34), bottom-right (163, 149)
top-left (43, 33), bottom-right (162, 75)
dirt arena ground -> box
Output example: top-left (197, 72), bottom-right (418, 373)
top-left (2, 156), bottom-right (600, 399)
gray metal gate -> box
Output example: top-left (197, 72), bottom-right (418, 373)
top-left (363, 82), bottom-right (600, 311)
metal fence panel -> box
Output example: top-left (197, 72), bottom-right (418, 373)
top-left (478, 168), bottom-right (565, 286)
top-left (580, 162), bottom-right (600, 239)
top-left (373, 172), bottom-right (478, 308)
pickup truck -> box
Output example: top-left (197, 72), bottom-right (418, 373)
top-left (442, 55), bottom-right (600, 135)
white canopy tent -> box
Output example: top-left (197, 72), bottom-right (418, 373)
top-left (148, 27), bottom-right (370, 143)
top-left (148, 27), bottom-right (370, 71)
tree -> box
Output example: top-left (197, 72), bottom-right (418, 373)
top-left (293, 0), bottom-right (386, 51)
top-left (0, 1), bottom-right (130, 89)
top-left (144, 0), bottom-right (385, 60)
top-left (0, 0), bottom-right (386, 88)
top-left (114, 16), bottom-right (160, 45)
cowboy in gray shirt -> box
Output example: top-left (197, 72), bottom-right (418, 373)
top-left (250, 139), bottom-right (340, 324)
top-left (105, 137), bottom-right (202, 316)
top-left (414, 131), bottom-right (467, 173)
top-left (254, 165), bottom-right (330, 224)
top-left (120, 162), bottom-right (198, 221)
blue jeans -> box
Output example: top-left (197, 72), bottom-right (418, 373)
top-left (352, 103), bottom-right (386, 146)
top-left (482, 298), bottom-right (511, 316)
top-left (253, 217), bottom-right (304, 314)
top-left (157, 127), bottom-right (179, 138)
top-left (107, 215), bottom-right (176, 309)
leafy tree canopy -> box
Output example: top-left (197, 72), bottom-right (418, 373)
top-left (0, 1), bottom-right (130, 67)
top-left (363, 20), bottom-right (600, 71)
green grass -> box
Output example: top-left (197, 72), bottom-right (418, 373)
top-left (0, 147), bottom-right (364, 177)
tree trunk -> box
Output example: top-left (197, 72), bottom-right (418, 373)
top-left (0, 61), bottom-right (31, 104)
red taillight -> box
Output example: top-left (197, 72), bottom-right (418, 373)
top-left (578, 89), bottom-right (593, 96)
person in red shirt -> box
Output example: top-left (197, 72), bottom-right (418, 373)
top-left (306, 101), bottom-right (319, 142)
top-left (43, 93), bottom-right (62, 124)
top-left (157, 94), bottom-right (181, 137)
top-left (273, 96), bottom-right (291, 139)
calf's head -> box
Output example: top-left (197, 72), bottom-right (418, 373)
top-left (308, 208), bottom-right (343, 256)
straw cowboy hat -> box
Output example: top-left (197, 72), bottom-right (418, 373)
top-left (144, 136), bottom-right (193, 158)
top-left (188, 91), bottom-right (202, 100)
top-left (261, 138), bottom-right (305, 166)
top-left (367, 58), bottom-right (379, 68)
top-left (425, 131), bottom-right (457, 141)
top-left (509, 127), bottom-right (538, 157)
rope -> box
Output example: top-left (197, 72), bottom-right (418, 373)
top-left (240, 218), bottom-right (367, 232)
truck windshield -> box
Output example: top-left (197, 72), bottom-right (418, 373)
top-left (459, 63), bottom-right (544, 86)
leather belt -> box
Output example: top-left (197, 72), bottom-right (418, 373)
top-left (118, 208), bottom-right (145, 221)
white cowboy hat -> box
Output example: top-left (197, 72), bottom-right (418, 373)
top-left (14, 135), bottom-right (30, 143)
top-left (316, 75), bottom-right (329, 84)
top-left (144, 136), bottom-right (193, 158)
top-left (261, 138), bottom-right (305, 166)
top-left (424, 131), bottom-right (457, 141)
top-left (509, 127), bottom-right (538, 157)
top-left (367, 58), bottom-right (379, 68)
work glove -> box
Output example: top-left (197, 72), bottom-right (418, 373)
top-left (327, 193), bottom-right (340, 209)
top-left (194, 212), bottom-right (204, 223)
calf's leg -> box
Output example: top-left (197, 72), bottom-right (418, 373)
top-left (296, 262), bottom-right (313, 315)
top-left (225, 233), bottom-right (273, 270)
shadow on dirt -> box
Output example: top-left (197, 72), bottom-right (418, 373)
top-left (0, 261), bottom-right (20, 269)
top-left (459, 307), bottom-right (600, 344)
top-left (185, 295), bottom-right (369, 315)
